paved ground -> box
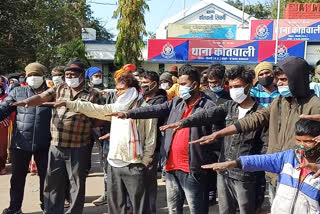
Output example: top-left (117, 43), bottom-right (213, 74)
top-left (0, 146), bottom-right (269, 213)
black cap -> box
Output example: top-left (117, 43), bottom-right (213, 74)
top-left (64, 58), bottom-right (85, 73)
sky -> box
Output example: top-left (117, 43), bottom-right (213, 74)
top-left (88, 0), bottom-right (267, 38)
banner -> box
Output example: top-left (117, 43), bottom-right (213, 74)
top-left (189, 40), bottom-right (305, 63)
top-left (148, 39), bottom-right (189, 61)
top-left (168, 24), bottom-right (237, 39)
top-left (148, 39), bottom-right (306, 64)
top-left (251, 19), bottom-right (320, 41)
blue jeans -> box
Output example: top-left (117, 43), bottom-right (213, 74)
top-left (165, 170), bottom-right (208, 214)
top-left (102, 140), bottom-right (109, 196)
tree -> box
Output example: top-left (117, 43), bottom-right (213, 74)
top-left (113, 0), bottom-right (149, 66)
top-left (270, 0), bottom-right (320, 19)
top-left (226, 0), bottom-right (272, 19)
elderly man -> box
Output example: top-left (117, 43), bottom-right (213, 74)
top-left (11, 58), bottom-right (103, 214)
top-left (1, 63), bottom-right (52, 214)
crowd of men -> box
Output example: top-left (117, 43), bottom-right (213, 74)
top-left (1, 56), bottom-right (320, 214)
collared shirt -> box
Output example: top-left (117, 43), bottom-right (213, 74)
top-left (46, 83), bottom-right (103, 148)
top-left (250, 83), bottom-right (280, 108)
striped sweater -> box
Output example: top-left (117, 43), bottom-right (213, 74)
top-left (240, 149), bottom-right (320, 214)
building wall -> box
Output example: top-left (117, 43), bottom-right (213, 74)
top-left (284, 3), bottom-right (320, 19)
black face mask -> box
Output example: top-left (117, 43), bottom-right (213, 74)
top-left (141, 82), bottom-right (157, 95)
top-left (259, 76), bottom-right (274, 87)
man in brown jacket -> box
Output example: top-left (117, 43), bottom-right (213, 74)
top-left (163, 57), bottom-right (320, 205)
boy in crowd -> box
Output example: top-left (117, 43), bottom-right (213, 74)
top-left (202, 118), bottom-right (320, 214)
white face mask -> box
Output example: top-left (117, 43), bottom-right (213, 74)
top-left (65, 77), bottom-right (81, 88)
top-left (91, 77), bottom-right (102, 85)
top-left (52, 76), bottom-right (64, 86)
top-left (229, 87), bottom-right (248, 104)
top-left (26, 76), bottom-right (44, 89)
top-left (160, 82), bottom-right (169, 90)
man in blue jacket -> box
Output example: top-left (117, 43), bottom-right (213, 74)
top-left (0, 63), bottom-right (52, 214)
top-left (109, 64), bottom-right (220, 214)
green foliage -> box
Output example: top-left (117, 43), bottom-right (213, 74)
top-left (226, 0), bottom-right (272, 19)
top-left (0, 0), bottom-right (112, 75)
top-left (57, 39), bottom-right (90, 68)
top-left (113, 0), bottom-right (149, 67)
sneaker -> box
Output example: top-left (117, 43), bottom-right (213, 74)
top-left (2, 208), bottom-right (22, 214)
top-left (92, 195), bottom-right (107, 206)
top-left (64, 199), bottom-right (70, 208)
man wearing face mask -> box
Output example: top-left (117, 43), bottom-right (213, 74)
top-left (204, 63), bottom-right (230, 105)
top-left (251, 62), bottom-right (280, 108)
top-left (86, 66), bottom-right (104, 90)
top-left (51, 66), bottom-right (65, 86)
top-left (107, 64), bottom-right (218, 214)
top-left (0, 63), bottom-right (52, 214)
top-left (172, 57), bottom-right (320, 206)
top-left (160, 65), bottom-right (268, 214)
top-left (10, 58), bottom-right (104, 214)
top-left (140, 71), bottom-right (167, 214)
top-left (159, 72), bottom-right (173, 90)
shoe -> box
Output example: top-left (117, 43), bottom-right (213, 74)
top-left (92, 195), bottom-right (107, 206)
top-left (0, 168), bottom-right (7, 175)
top-left (64, 199), bottom-right (70, 208)
top-left (2, 208), bottom-right (22, 214)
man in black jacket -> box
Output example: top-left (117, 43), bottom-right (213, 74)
top-left (108, 64), bottom-right (218, 214)
top-left (0, 63), bottom-right (52, 214)
top-left (140, 71), bottom-right (167, 214)
top-left (161, 66), bottom-right (268, 214)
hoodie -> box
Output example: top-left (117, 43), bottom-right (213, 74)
top-left (234, 56), bottom-right (320, 185)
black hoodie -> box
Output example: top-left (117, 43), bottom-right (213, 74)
top-left (277, 56), bottom-right (312, 99)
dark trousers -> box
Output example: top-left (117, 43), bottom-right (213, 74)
top-left (107, 163), bottom-right (149, 214)
top-left (43, 145), bottom-right (90, 214)
top-left (146, 153), bottom-right (159, 214)
top-left (166, 170), bottom-right (209, 214)
top-left (217, 174), bottom-right (256, 214)
top-left (9, 148), bottom-right (48, 211)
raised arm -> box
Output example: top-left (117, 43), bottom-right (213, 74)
top-left (66, 100), bottom-right (115, 121)
top-left (127, 100), bottom-right (173, 119)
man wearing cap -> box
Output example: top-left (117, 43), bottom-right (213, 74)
top-left (251, 61), bottom-right (280, 108)
top-left (0, 63), bottom-right (52, 214)
top-left (51, 66), bottom-right (65, 86)
top-left (11, 58), bottom-right (103, 214)
top-left (86, 67), bottom-right (104, 90)
top-left (159, 72), bottom-right (173, 90)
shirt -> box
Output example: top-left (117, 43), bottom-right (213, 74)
top-left (250, 83), bottom-right (280, 108)
top-left (165, 96), bottom-right (201, 173)
top-left (46, 83), bottom-right (103, 148)
top-left (238, 106), bottom-right (252, 119)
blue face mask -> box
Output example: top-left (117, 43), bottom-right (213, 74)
top-left (278, 85), bottom-right (292, 97)
top-left (19, 78), bottom-right (25, 83)
top-left (179, 85), bottom-right (192, 100)
top-left (210, 86), bottom-right (224, 93)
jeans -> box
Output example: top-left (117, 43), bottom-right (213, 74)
top-left (166, 170), bottom-right (209, 214)
top-left (9, 148), bottom-right (48, 211)
top-left (43, 145), bottom-right (91, 214)
top-left (217, 174), bottom-right (256, 214)
top-left (102, 140), bottom-right (109, 196)
top-left (107, 164), bottom-right (150, 214)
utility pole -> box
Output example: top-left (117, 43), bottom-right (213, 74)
top-left (275, 0), bottom-right (281, 63)
top-left (184, 0), bottom-right (186, 17)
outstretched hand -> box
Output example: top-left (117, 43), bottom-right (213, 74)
top-left (99, 133), bottom-right (110, 141)
top-left (300, 114), bottom-right (320, 122)
top-left (202, 161), bottom-right (237, 171)
top-left (189, 132), bottom-right (218, 145)
top-left (104, 112), bottom-right (127, 119)
top-left (159, 122), bottom-right (183, 132)
top-left (296, 162), bottom-right (320, 179)
top-left (10, 100), bottom-right (29, 108)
